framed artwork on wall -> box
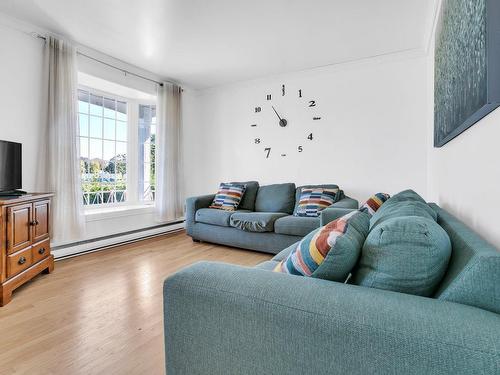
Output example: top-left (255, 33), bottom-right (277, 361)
top-left (434, 0), bottom-right (500, 147)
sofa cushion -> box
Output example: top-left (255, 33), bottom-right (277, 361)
top-left (271, 242), bottom-right (299, 262)
top-left (294, 187), bottom-right (340, 217)
top-left (195, 208), bottom-right (250, 227)
top-left (370, 190), bottom-right (436, 229)
top-left (293, 184), bottom-right (341, 214)
top-left (230, 181), bottom-right (259, 211)
top-left (209, 183), bottom-right (247, 211)
top-left (230, 212), bottom-right (288, 232)
top-left (254, 183), bottom-right (296, 214)
top-left (274, 216), bottom-right (321, 237)
top-left (431, 204), bottom-right (500, 315)
top-left (359, 193), bottom-right (390, 217)
top-left (274, 211), bottom-right (370, 282)
top-left (354, 216), bottom-right (452, 297)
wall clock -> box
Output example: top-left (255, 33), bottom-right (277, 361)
top-left (251, 84), bottom-right (322, 159)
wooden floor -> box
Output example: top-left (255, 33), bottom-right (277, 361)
top-left (0, 231), bottom-right (272, 375)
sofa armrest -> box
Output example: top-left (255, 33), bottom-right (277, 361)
top-left (164, 262), bottom-right (500, 375)
top-left (320, 207), bottom-right (357, 225)
top-left (185, 194), bottom-right (215, 236)
top-left (333, 196), bottom-right (359, 209)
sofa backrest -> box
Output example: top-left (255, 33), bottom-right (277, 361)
top-left (255, 183), bottom-right (296, 214)
top-left (292, 184), bottom-right (342, 215)
top-left (230, 181), bottom-right (259, 211)
top-left (431, 204), bottom-right (500, 315)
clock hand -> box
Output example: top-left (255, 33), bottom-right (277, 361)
top-left (272, 106), bottom-right (282, 121)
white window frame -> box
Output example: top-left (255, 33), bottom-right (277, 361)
top-left (78, 85), bottom-right (157, 213)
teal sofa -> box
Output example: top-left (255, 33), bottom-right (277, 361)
top-left (165, 200), bottom-right (500, 374)
top-left (185, 182), bottom-right (358, 254)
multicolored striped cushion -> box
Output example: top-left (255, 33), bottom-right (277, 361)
top-left (274, 210), bottom-right (370, 282)
top-left (294, 187), bottom-right (339, 217)
top-left (209, 183), bottom-right (247, 211)
top-left (359, 193), bottom-right (390, 217)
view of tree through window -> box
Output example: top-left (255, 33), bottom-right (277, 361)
top-left (78, 89), bottom-right (128, 205)
top-left (139, 104), bottom-right (156, 201)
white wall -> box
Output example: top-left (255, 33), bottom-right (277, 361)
top-left (183, 53), bottom-right (429, 203)
top-left (0, 18), bottom-right (47, 192)
top-left (426, 24), bottom-right (500, 250)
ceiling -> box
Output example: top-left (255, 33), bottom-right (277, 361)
top-left (0, 0), bottom-right (436, 89)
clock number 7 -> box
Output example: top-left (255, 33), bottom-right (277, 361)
top-left (264, 147), bottom-right (271, 158)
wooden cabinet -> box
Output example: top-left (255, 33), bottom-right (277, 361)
top-left (33, 200), bottom-right (50, 243)
top-left (0, 194), bottom-right (54, 306)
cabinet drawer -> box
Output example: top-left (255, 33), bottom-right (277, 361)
top-left (7, 247), bottom-right (33, 278)
top-left (32, 239), bottom-right (51, 264)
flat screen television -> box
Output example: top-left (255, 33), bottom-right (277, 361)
top-left (0, 140), bottom-right (22, 193)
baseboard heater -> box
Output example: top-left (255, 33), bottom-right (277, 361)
top-left (52, 220), bottom-right (185, 260)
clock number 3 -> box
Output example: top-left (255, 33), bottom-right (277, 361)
top-left (264, 147), bottom-right (271, 158)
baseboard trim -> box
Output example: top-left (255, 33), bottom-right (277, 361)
top-left (52, 221), bottom-right (185, 260)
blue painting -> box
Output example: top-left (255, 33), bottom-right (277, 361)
top-left (434, 0), bottom-right (487, 146)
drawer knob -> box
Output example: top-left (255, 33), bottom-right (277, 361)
top-left (30, 220), bottom-right (36, 226)
top-left (38, 248), bottom-right (46, 255)
top-left (18, 256), bottom-right (26, 265)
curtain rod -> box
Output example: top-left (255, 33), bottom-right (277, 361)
top-left (34, 33), bottom-right (175, 87)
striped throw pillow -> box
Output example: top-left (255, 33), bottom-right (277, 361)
top-left (274, 210), bottom-right (370, 282)
top-left (209, 183), bottom-right (247, 211)
top-left (294, 187), bottom-right (339, 217)
top-left (359, 193), bottom-right (390, 217)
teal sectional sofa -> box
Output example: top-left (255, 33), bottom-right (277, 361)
top-left (166, 195), bottom-right (500, 374)
top-left (185, 181), bottom-right (358, 253)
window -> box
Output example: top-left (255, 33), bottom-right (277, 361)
top-left (138, 104), bottom-right (156, 202)
top-left (78, 89), bottom-right (128, 205)
top-left (77, 87), bottom-right (157, 207)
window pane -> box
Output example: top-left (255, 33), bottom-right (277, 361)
top-left (138, 104), bottom-right (156, 202)
top-left (80, 159), bottom-right (88, 175)
top-left (116, 141), bottom-right (127, 157)
top-left (103, 118), bottom-right (115, 140)
top-left (103, 97), bottom-right (116, 119)
top-left (117, 101), bottom-right (127, 121)
top-left (80, 137), bottom-right (89, 158)
top-left (143, 143), bottom-right (151, 163)
top-left (89, 139), bottom-right (102, 159)
top-left (116, 121), bottom-right (127, 141)
top-left (78, 90), bottom-right (89, 114)
top-left (90, 94), bottom-right (103, 116)
top-left (103, 140), bottom-right (115, 162)
top-left (89, 116), bottom-right (102, 138)
top-left (79, 114), bottom-right (89, 137)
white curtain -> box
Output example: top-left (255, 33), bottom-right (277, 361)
top-left (46, 36), bottom-right (85, 243)
top-left (155, 82), bottom-right (183, 222)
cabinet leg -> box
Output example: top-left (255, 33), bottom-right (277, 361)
top-left (0, 286), bottom-right (12, 307)
top-left (42, 255), bottom-right (55, 274)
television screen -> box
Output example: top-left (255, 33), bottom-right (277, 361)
top-left (0, 140), bottom-right (22, 192)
